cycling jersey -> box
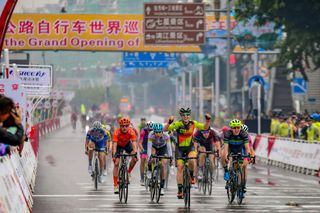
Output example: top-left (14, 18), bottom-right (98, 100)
top-left (168, 120), bottom-right (204, 147)
top-left (193, 129), bottom-right (219, 151)
top-left (86, 128), bottom-right (108, 152)
top-left (147, 131), bottom-right (172, 158)
top-left (223, 129), bottom-right (248, 154)
top-left (113, 127), bottom-right (136, 148)
top-left (140, 127), bottom-right (150, 152)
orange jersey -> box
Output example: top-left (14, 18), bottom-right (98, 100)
top-left (113, 127), bottom-right (136, 147)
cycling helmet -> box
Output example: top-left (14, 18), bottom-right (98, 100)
top-left (146, 121), bottom-right (154, 130)
top-left (179, 107), bottom-right (191, 115)
top-left (92, 121), bottom-right (102, 129)
top-left (241, 124), bottom-right (249, 132)
top-left (229, 119), bottom-right (242, 128)
top-left (118, 117), bottom-right (130, 126)
top-left (153, 123), bottom-right (164, 133)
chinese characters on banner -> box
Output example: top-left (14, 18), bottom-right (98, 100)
top-left (4, 14), bottom-right (236, 52)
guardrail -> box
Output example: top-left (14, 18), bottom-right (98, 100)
top-left (0, 114), bottom-right (69, 213)
top-left (252, 134), bottom-right (320, 177)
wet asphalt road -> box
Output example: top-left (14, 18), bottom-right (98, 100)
top-left (32, 125), bottom-right (320, 213)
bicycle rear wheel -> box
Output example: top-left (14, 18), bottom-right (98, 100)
top-left (236, 169), bottom-right (244, 205)
top-left (183, 169), bottom-right (191, 209)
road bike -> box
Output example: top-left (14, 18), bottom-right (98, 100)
top-left (177, 156), bottom-right (198, 209)
top-left (117, 153), bottom-right (136, 204)
top-left (149, 155), bottom-right (171, 203)
top-left (225, 153), bottom-right (246, 205)
top-left (197, 150), bottom-right (214, 195)
top-left (90, 147), bottom-right (100, 191)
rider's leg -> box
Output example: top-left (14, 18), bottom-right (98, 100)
top-left (176, 160), bottom-right (184, 195)
top-left (209, 154), bottom-right (215, 172)
top-left (242, 159), bottom-right (249, 190)
top-left (188, 150), bottom-right (197, 182)
top-left (88, 142), bottom-right (94, 171)
top-left (113, 157), bottom-right (120, 186)
top-left (161, 159), bottom-right (167, 188)
top-left (140, 155), bottom-right (147, 181)
top-left (98, 152), bottom-right (105, 175)
top-left (198, 146), bottom-right (206, 175)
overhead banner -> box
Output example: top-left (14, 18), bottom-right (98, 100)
top-left (4, 14), bottom-right (236, 52)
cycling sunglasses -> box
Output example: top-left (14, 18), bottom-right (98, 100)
top-left (154, 131), bottom-right (163, 134)
top-left (180, 113), bottom-right (190, 117)
top-left (231, 126), bottom-right (241, 129)
top-left (202, 130), bottom-right (210, 134)
top-left (120, 125), bottom-right (129, 128)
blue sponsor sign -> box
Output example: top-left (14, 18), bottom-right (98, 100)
top-left (124, 61), bottom-right (168, 68)
top-left (292, 78), bottom-right (308, 94)
top-left (123, 52), bottom-right (176, 68)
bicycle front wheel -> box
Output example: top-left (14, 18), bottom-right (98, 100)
top-left (203, 165), bottom-right (208, 195)
top-left (208, 170), bottom-right (213, 195)
top-left (94, 158), bottom-right (99, 190)
top-left (183, 169), bottom-right (191, 209)
top-left (227, 171), bottom-right (236, 204)
top-left (236, 169), bottom-right (244, 205)
top-left (118, 167), bottom-right (124, 203)
top-left (155, 168), bottom-right (161, 203)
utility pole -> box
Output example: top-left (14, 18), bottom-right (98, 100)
top-left (199, 65), bottom-right (204, 121)
top-left (205, 0), bottom-right (232, 115)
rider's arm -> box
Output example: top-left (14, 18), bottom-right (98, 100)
top-left (130, 129), bottom-right (137, 153)
top-left (166, 120), bottom-right (182, 132)
top-left (166, 140), bottom-right (173, 158)
top-left (147, 137), bottom-right (152, 158)
top-left (112, 130), bottom-right (118, 156)
top-left (242, 132), bottom-right (251, 156)
top-left (223, 132), bottom-right (230, 159)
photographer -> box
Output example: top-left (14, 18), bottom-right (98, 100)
top-left (0, 96), bottom-right (25, 147)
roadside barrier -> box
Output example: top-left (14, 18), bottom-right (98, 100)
top-left (0, 114), bottom-right (69, 213)
top-left (252, 134), bottom-right (320, 176)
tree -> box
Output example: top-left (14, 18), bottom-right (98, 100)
top-left (235, 0), bottom-right (320, 80)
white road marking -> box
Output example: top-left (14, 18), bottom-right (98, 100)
top-left (33, 194), bottom-right (320, 199)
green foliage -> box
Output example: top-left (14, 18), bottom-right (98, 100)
top-left (235, 0), bottom-right (320, 79)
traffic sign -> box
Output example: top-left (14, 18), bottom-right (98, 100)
top-left (292, 78), bottom-right (308, 94)
top-left (124, 61), bottom-right (168, 68)
top-left (144, 3), bottom-right (205, 45)
top-left (123, 52), bottom-right (176, 62)
top-left (123, 52), bottom-right (176, 68)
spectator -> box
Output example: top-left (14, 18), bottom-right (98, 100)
top-left (0, 96), bottom-right (25, 147)
top-left (306, 115), bottom-right (319, 143)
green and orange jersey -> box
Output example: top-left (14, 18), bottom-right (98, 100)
top-left (168, 120), bottom-right (205, 147)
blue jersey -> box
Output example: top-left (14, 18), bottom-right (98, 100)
top-left (86, 128), bottom-right (108, 152)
